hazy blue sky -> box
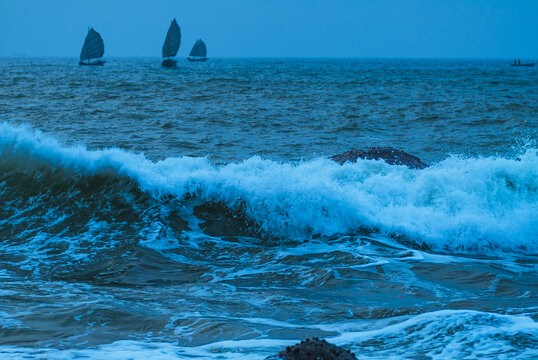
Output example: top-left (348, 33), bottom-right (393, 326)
top-left (1, 0), bottom-right (537, 58)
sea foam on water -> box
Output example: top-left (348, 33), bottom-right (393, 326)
top-left (1, 122), bottom-right (536, 254)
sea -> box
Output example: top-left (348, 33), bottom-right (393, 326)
top-left (0, 58), bottom-right (537, 359)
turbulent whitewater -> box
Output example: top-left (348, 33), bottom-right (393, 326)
top-left (1, 123), bottom-right (536, 254)
top-left (0, 58), bottom-right (537, 359)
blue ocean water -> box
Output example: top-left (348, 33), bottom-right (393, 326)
top-left (0, 58), bottom-right (537, 359)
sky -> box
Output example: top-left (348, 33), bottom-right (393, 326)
top-left (0, 0), bottom-right (537, 58)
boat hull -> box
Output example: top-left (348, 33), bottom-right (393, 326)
top-left (187, 57), bottom-right (208, 62)
top-left (510, 63), bottom-right (535, 67)
top-left (79, 60), bottom-right (106, 66)
top-left (161, 59), bottom-right (177, 68)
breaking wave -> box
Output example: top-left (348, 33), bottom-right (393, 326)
top-left (1, 123), bottom-right (537, 254)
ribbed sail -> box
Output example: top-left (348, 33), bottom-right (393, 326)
top-left (80, 28), bottom-right (104, 61)
top-left (189, 40), bottom-right (207, 58)
top-left (162, 19), bottom-right (181, 58)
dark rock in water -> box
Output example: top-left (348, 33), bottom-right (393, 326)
top-left (267, 337), bottom-right (357, 360)
top-left (331, 147), bottom-right (428, 169)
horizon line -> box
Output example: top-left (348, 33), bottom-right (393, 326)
top-left (1, 55), bottom-right (535, 60)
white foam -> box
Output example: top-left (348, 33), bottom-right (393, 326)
top-left (0, 311), bottom-right (28, 329)
top-left (1, 123), bottom-right (537, 254)
top-left (0, 339), bottom-right (286, 360)
top-left (1, 310), bottom-right (535, 359)
top-left (331, 309), bottom-right (538, 359)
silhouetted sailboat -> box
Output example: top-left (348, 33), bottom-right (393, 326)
top-left (187, 39), bottom-right (208, 62)
top-left (510, 63), bottom-right (535, 67)
top-left (162, 19), bottom-right (181, 67)
top-left (79, 28), bottom-right (105, 66)
top-left (511, 59), bottom-right (534, 67)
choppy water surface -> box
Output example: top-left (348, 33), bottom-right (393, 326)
top-left (0, 58), bottom-right (537, 359)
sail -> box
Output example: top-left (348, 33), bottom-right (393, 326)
top-left (162, 19), bottom-right (181, 58)
top-left (189, 40), bottom-right (207, 58)
top-left (80, 28), bottom-right (104, 61)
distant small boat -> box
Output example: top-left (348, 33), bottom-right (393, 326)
top-left (162, 19), bottom-right (181, 67)
top-left (187, 39), bottom-right (208, 62)
top-left (510, 63), bottom-right (535, 67)
top-left (79, 28), bottom-right (106, 66)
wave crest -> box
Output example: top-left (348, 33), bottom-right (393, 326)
top-left (1, 123), bottom-right (537, 254)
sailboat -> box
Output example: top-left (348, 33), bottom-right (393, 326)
top-left (187, 39), bottom-right (208, 62)
top-left (510, 62), bottom-right (535, 67)
top-left (79, 27), bottom-right (106, 66)
top-left (162, 19), bottom-right (181, 67)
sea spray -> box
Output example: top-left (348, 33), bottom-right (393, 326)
top-left (1, 123), bottom-right (537, 254)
